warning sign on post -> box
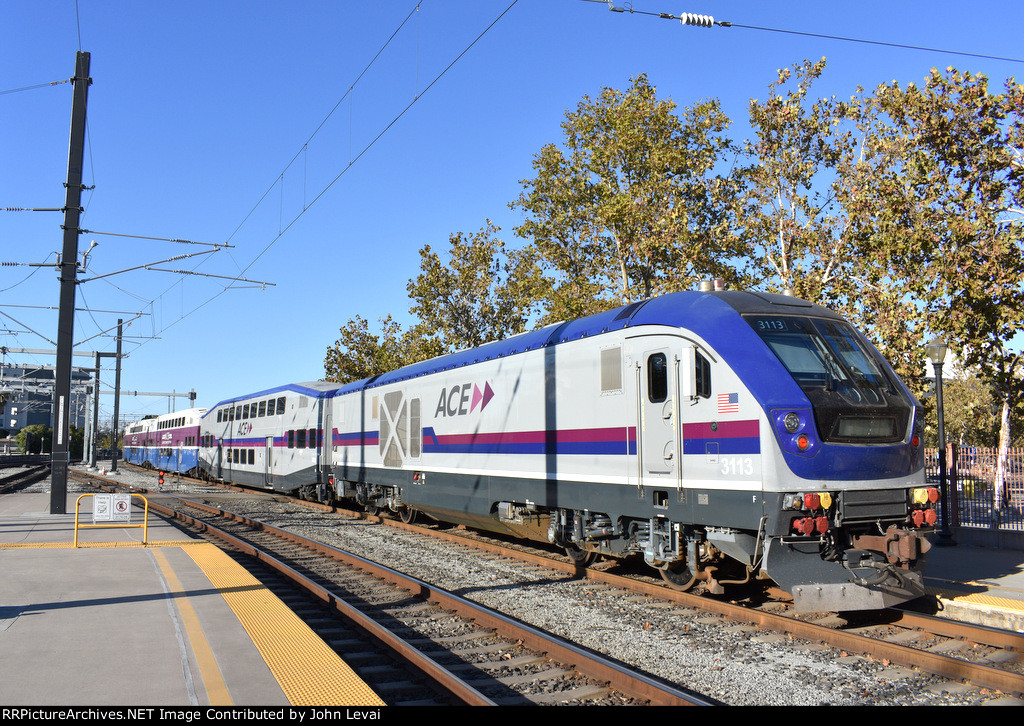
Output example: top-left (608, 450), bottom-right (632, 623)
top-left (112, 494), bottom-right (131, 522)
top-left (93, 493), bottom-right (132, 523)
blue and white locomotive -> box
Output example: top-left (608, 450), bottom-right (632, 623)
top-left (190, 289), bottom-right (936, 612)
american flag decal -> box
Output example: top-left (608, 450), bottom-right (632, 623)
top-left (718, 392), bottom-right (739, 414)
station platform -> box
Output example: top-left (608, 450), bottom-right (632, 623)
top-left (0, 491), bottom-right (385, 707)
top-left (923, 538), bottom-right (1024, 634)
top-left (2, 489), bottom-right (1022, 707)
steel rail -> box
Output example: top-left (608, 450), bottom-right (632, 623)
top-left (390, 518), bottom-right (1024, 696)
top-left (0, 463), bottom-right (50, 493)
top-left (891, 609), bottom-right (1024, 653)
top-left (166, 495), bottom-right (711, 707)
top-left (139, 497), bottom-right (498, 706)
top-left (83, 470), bottom-right (1024, 698)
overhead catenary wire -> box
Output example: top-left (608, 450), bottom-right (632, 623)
top-left (104, 2), bottom-right (437, 362)
top-left (3, 2), bottom-right (521, 368)
top-left (580, 1), bottom-right (1024, 64)
top-left (221, 2), bottom-right (426, 254)
top-left (124, 0), bottom-right (523, 357)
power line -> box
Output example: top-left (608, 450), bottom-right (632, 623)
top-left (580, 1), bottom-right (1024, 64)
top-left (78, 229), bottom-right (233, 248)
top-left (112, 2), bottom-right (433, 359)
top-left (730, 22), bottom-right (1024, 64)
top-left (222, 3), bottom-right (425, 251)
top-left (0, 78), bottom-right (73, 95)
top-left (126, 0), bottom-right (523, 354)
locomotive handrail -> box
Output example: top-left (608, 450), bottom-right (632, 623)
top-left (674, 353), bottom-right (684, 502)
top-left (635, 361), bottom-right (644, 500)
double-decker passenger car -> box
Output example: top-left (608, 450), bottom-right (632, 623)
top-left (122, 408), bottom-right (206, 475)
top-left (198, 382), bottom-right (343, 494)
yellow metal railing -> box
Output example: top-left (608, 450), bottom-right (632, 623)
top-left (74, 493), bottom-right (150, 546)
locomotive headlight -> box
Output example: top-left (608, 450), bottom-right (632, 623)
top-left (772, 408), bottom-right (818, 457)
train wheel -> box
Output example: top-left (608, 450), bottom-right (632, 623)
top-left (399, 506), bottom-right (417, 524)
top-left (565, 544), bottom-right (596, 567)
top-left (659, 562), bottom-right (697, 591)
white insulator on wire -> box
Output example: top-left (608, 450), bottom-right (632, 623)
top-left (679, 13), bottom-right (715, 27)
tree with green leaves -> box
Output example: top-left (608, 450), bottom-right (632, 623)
top-left (406, 221), bottom-right (543, 353)
top-left (734, 58), bottom-right (854, 302)
top-left (16, 424), bottom-right (51, 454)
top-left (324, 314), bottom-right (424, 384)
top-left (725, 58), bottom-right (931, 388)
top-left (847, 67), bottom-right (1024, 509)
top-left (324, 223), bottom-right (539, 384)
top-left (935, 369), bottom-right (1024, 448)
top-left (513, 73), bottom-right (742, 323)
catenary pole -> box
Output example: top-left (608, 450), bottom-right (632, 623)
top-left (50, 51), bottom-right (91, 514)
top-left (111, 319), bottom-right (122, 472)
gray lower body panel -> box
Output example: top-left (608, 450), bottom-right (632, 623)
top-left (333, 462), bottom-right (765, 536)
top-left (764, 538), bottom-right (927, 612)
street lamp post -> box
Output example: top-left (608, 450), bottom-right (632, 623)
top-left (925, 337), bottom-right (955, 546)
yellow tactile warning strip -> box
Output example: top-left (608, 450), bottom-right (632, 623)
top-left (0, 541), bottom-right (198, 549)
top-left (181, 542), bottom-right (386, 707)
top-left (926, 583), bottom-right (1024, 614)
top-left (151, 547), bottom-right (234, 706)
top-left (2, 540), bottom-right (385, 706)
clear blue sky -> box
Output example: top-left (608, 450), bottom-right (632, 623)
top-left (2, 0), bottom-right (1021, 426)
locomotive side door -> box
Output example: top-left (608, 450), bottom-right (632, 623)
top-left (632, 338), bottom-right (680, 501)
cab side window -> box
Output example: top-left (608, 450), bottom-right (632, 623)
top-left (695, 351), bottom-right (712, 399)
top-left (648, 353), bottom-right (668, 403)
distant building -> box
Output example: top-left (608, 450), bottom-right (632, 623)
top-left (0, 364), bottom-right (91, 434)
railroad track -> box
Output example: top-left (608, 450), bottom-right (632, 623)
top-left (403, 516), bottom-right (1024, 697)
top-left (70, 470), bottom-right (711, 706)
top-left (82, 467), bottom-right (1024, 702)
top-left (0, 463), bottom-right (49, 493)
top-left (416, 522), bottom-right (1024, 695)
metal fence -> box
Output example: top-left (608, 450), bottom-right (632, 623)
top-left (924, 446), bottom-right (1024, 532)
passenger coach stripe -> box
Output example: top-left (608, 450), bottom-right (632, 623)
top-left (420, 426), bottom-right (637, 456)
top-left (334, 432), bottom-right (379, 446)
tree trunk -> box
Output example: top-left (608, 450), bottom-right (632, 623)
top-left (994, 396), bottom-right (1011, 511)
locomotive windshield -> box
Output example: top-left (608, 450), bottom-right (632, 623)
top-left (746, 315), bottom-right (913, 444)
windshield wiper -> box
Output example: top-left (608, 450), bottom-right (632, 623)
top-left (812, 337), bottom-right (843, 391)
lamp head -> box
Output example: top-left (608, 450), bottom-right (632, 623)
top-left (925, 337), bottom-right (948, 366)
